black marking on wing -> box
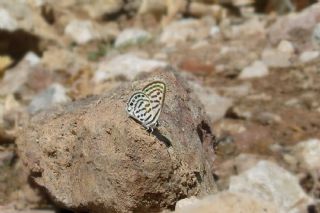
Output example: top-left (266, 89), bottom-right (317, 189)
top-left (145, 113), bottom-right (152, 121)
top-left (145, 107), bottom-right (161, 126)
top-left (138, 101), bottom-right (143, 108)
top-left (128, 92), bottom-right (147, 106)
top-left (152, 104), bottom-right (159, 109)
top-left (134, 97), bottom-right (148, 109)
top-left (127, 92), bottom-right (151, 122)
top-left (143, 81), bottom-right (166, 97)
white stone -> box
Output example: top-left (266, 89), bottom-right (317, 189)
top-left (262, 48), bottom-right (292, 68)
top-left (312, 23), bottom-right (320, 48)
top-left (65, 20), bottom-right (99, 44)
top-left (188, 81), bottom-right (233, 122)
top-left (239, 60), bottom-right (269, 79)
top-left (114, 28), bottom-right (151, 48)
top-left (277, 40), bottom-right (295, 54)
top-left (24, 52), bottom-right (41, 66)
top-left (174, 191), bottom-right (280, 213)
top-left (0, 207), bottom-right (54, 213)
top-left (138, 0), bottom-right (166, 14)
top-left (175, 196), bottom-right (199, 210)
top-left (82, 0), bottom-right (124, 19)
top-left (4, 94), bottom-right (20, 112)
top-left (0, 102), bottom-right (4, 126)
top-left (0, 8), bottom-right (18, 31)
top-left (28, 84), bottom-right (70, 114)
top-left (160, 19), bottom-right (208, 46)
top-left (153, 52), bottom-right (167, 60)
top-left (218, 83), bottom-right (252, 98)
top-left (299, 51), bottom-right (319, 63)
top-left (292, 138), bottom-right (320, 171)
top-left (231, 18), bottom-right (265, 38)
top-left (209, 25), bottom-right (220, 37)
top-left (0, 57), bottom-right (34, 96)
top-left (93, 54), bottom-right (167, 82)
top-left (28, 0), bottom-right (46, 7)
top-left (229, 160), bottom-right (313, 213)
top-left (232, 0), bottom-right (254, 6)
top-left (191, 40), bottom-right (209, 49)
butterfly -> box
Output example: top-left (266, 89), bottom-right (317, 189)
top-left (126, 81), bottom-right (166, 132)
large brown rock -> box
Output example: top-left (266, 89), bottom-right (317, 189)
top-left (17, 67), bottom-right (216, 212)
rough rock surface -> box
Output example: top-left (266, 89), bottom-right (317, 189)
top-left (17, 67), bottom-right (217, 212)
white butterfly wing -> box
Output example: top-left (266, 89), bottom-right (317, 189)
top-left (126, 92), bottom-right (152, 124)
top-left (142, 81), bottom-right (166, 128)
top-left (127, 81), bottom-right (166, 130)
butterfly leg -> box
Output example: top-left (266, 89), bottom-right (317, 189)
top-left (144, 125), bottom-right (153, 133)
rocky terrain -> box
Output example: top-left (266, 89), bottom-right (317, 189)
top-left (0, 0), bottom-right (320, 212)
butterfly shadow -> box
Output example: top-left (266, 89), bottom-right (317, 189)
top-left (151, 128), bottom-right (172, 148)
top-left (129, 117), bottom-right (171, 147)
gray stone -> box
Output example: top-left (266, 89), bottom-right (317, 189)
top-left (28, 84), bottom-right (70, 114)
top-left (0, 8), bottom-right (18, 31)
top-left (64, 20), bottom-right (99, 44)
top-left (239, 60), bottom-right (269, 79)
top-left (188, 81), bottom-right (233, 123)
top-left (277, 40), bottom-right (295, 54)
top-left (93, 54), bottom-right (167, 82)
top-left (299, 51), bottom-right (319, 63)
top-left (0, 55), bottom-right (36, 96)
top-left (82, 0), bottom-right (125, 19)
top-left (0, 151), bottom-right (14, 167)
top-left (262, 48), bottom-right (292, 68)
top-left (209, 25), bottom-right (220, 37)
top-left (312, 23), bottom-right (320, 48)
top-left (115, 28), bottom-right (151, 48)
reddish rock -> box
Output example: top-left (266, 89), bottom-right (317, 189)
top-left (179, 57), bottom-right (214, 76)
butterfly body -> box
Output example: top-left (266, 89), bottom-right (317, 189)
top-left (126, 81), bottom-right (166, 132)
